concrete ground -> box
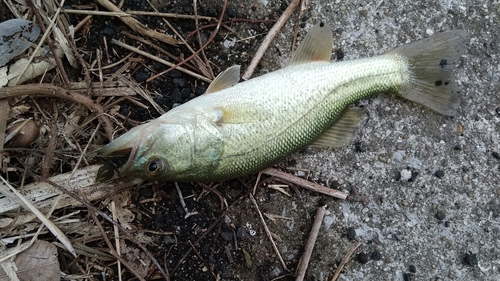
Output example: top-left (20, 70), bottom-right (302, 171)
top-left (227, 0), bottom-right (499, 280)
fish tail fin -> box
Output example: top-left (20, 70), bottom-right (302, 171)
top-left (386, 30), bottom-right (469, 115)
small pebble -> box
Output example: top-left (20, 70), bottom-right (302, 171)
top-left (346, 227), bottom-right (357, 241)
top-left (221, 231), bottom-right (233, 241)
top-left (236, 226), bottom-right (250, 240)
top-left (463, 252), bottom-right (478, 267)
top-left (400, 169), bottom-right (412, 181)
top-left (371, 251), bottom-right (382, 261)
top-left (354, 141), bottom-right (366, 152)
top-left (173, 77), bottom-right (187, 87)
top-left (171, 88), bottom-right (182, 103)
top-left (357, 252), bottom-right (369, 264)
top-left (163, 235), bottom-right (175, 245)
top-left (434, 170), bottom-right (445, 178)
top-left (435, 210), bottom-right (446, 221)
top-left (492, 151), bottom-right (500, 160)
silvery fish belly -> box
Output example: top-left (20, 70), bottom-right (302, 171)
top-left (99, 23), bottom-right (468, 182)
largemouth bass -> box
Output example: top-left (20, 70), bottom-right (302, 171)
top-left (100, 23), bottom-right (468, 182)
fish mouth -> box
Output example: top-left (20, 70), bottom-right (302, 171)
top-left (97, 131), bottom-right (142, 181)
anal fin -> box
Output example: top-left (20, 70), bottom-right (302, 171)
top-left (310, 108), bottom-right (364, 148)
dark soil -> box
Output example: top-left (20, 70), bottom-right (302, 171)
top-left (60, 1), bottom-right (325, 280)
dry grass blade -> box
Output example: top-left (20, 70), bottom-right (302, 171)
top-left (331, 241), bottom-right (362, 281)
top-left (146, 0), bottom-right (228, 82)
top-left (96, 0), bottom-right (179, 46)
top-left (62, 9), bottom-right (216, 21)
top-left (249, 193), bottom-right (288, 271)
top-left (0, 176), bottom-right (76, 257)
top-left (0, 100), bottom-right (9, 172)
top-left (111, 39), bottom-right (211, 83)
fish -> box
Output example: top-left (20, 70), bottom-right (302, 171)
top-left (99, 23), bottom-right (468, 182)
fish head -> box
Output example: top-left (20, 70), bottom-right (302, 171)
top-left (100, 121), bottom-right (194, 181)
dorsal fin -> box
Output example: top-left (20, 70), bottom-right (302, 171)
top-left (289, 22), bottom-right (333, 65)
top-left (205, 65), bottom-right (241, 94)
top-left (310, 108), bottom-right (364, 148)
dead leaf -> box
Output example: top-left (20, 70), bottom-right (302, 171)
top-left (0, 240), bottom-right (60, 281)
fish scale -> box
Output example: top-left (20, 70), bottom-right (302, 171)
top-left (99, 24), bottom-right (468, 182)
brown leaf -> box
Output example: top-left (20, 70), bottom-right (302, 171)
top-left (12, 240), bottom-right (59, 281)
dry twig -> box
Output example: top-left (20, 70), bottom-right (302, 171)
top-left (242, 0), bottom-right (301, 80)
top-left (331, 241), bottom-right (362, 281)
top-left (262, 168), bottom-right (349, 200)
top-left (295, 204), bottom-right (326, 281)
top-left (0, 84), bottom-right (114, 141)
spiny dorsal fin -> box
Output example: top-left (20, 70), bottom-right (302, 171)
top-left (310, 108), bottom-right (364, 148)
top-left (289, 22), bottom-right (333, 65)
top-left (205, 65), bottom-right (241, 94)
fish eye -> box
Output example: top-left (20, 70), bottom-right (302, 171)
top-left (146, 157), bottom-right (165, 177)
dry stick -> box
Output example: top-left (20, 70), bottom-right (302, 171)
top-left (62, 9), bottom-right (216, 21)
top-left (85, 196), bottom-right (146, 281)
top-left (241, 0), bottom-right (301, 80)
top-left (330, 241), bottom-right (362, 281)
top-left (146, 0), bottom-right (228, 83)
top-left (96, 0), bottom-right (178, 46)
top-left (30, 173), bottom-right (170, 280)
top-left (111, 201), bottom-right (123, 281)
top-left (111, 39), bottom-right (211, 83)
top-left (0, 84), bottom-right (114, 141)
top-left (262, 168), bottom-right (348, 200)
top-left (295, 205), bottom-right (326, 281)
top-left (193, 0), bottom-right (214, 79)
top-left (249, 193), bottom-right (289, 271)
top-left (28, 0), bottom-right (71, 87)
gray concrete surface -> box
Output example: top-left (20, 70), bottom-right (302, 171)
top-left (230, 0), bottom-right (499, 280)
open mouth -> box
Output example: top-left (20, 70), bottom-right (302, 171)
top-left (96, 146), bottom-right (134, 182)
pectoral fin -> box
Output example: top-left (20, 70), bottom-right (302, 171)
top-left (310, 108), bottom-right (364, 148)
top-left (289, 23), bottom-right (333, 65)
top-left (205, 65), bottom-right (241, 94)
top-left (215, 105), bottom-right (260, 125)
